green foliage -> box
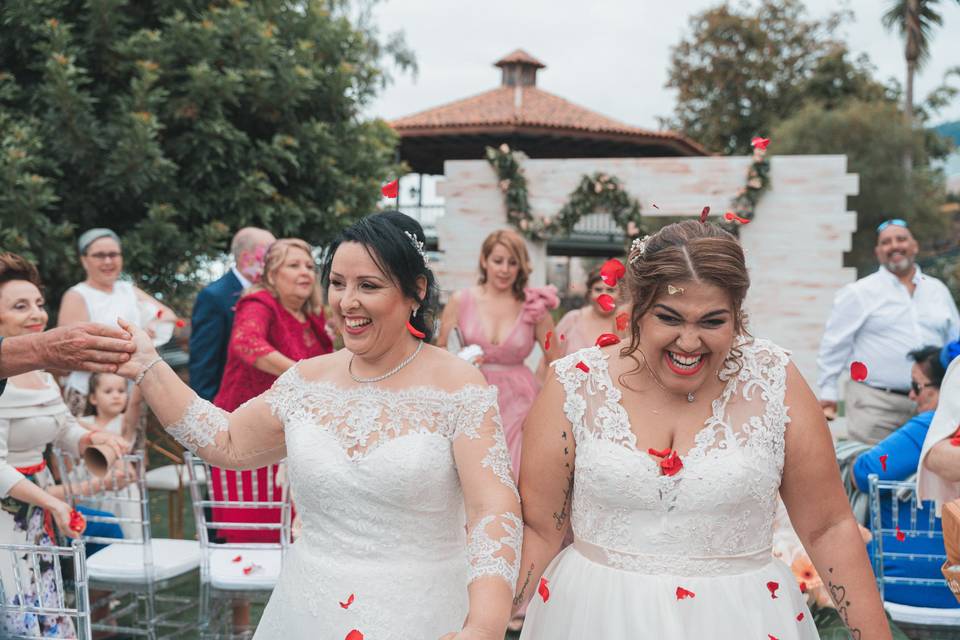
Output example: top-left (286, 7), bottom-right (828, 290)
top-left (772, 100), bottom-right (947, 277)
top-left (0, 0), bottom-right (410, 312)
top-left (882, 0), bottom-right (960, 68)
top-left (664, 0), bottom-right (896, 154)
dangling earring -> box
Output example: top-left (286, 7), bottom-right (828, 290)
top-left (412, 305), bottom-right (419, 318)
top-left (407, 306), bottom-right (425, 339)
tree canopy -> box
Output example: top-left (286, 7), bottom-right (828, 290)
top-left (0, 0), bottom-right (410, 312)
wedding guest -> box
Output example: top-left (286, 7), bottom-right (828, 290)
top-left (437, 229), bottom-right (560, 479)
top-left (0, 253), bottom-right (128, 637)
top-left (189, 227), bottom-right (275, 401)
top-left (554, 267), bottom-right (627, 356)
top-left (917, 340), bottom-right (960, 512)
top-left (58, 228), bottom-right (178, 415)
top-left (851, 345), bottom-right (958, 608)
top-left (82, 372), bottom-right (137, 444)
top-left (817, 219), bottom-right (959, 444)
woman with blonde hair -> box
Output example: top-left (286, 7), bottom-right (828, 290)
top-left (438, 228), bottom-right (560, 481)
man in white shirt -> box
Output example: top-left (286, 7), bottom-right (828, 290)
top-left (817, 219), bottom-right (960, 444)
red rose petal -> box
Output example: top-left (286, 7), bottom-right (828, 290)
top-left (675, 586), bottom-right (695, 600)
top-left (647, 447), bottom-right (671, 459)
top-left (231, 555), bottom-right (242, 563)
top-left (538, 577), bottom-right (550, 602)
top-left (799, 581), bottom-right (807, 593)
top-left (599, 258), bottom-right (626, 286)
top-left (751, 137), bottom-right (771, 151)
top-left (175, 319), bottom-right (186, 328)
top-left (380, 179), bottom-right (398, 199)
top-left (699, 206), bottom-right (710, 223)
top-left (880, 454), bottom-right (888, 472)
top-left (156, 309), bottom-right (163, 319)
top-left (544, 330), bottom-right (553, 351)
top-left (768, 635), bottom-right (779, 640)
top-left (896, 526), bottom-right (905, 542)
top-left (597, 294), bottom-right (616, 312)
top-left (660, 451), bottom-right (684, 476)
top-left (575, 361), bottom-right (590, 373)
top-left (615, 312), bottom-right (628, 332)
top-left (595, 333), bottom-right (620, 347)
top-left (767, 581), bottom-right (779, 599)
top-left (243, 566), bottom-right (253, 575)
top-left (952, 434), bottom-right (960, 447)
top-left (339, 593), bottom-right (355, 609)
top-left (345, 631), bottom-right (364, 640)
top-left (559, 333), bottom-right (565, 341)
top-left (724, 211), bottom-right (750, 224)
top-left (850, 361), bottom-right (868, 382)
top-left (797, 612), bottom-right (805, 622)
top-left (68, 509), bottom-right (86, 535)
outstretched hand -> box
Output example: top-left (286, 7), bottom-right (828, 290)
top-left (114, 318), bottom-right (162, 381)
top-left (36, 323), bottom-right (135, 373)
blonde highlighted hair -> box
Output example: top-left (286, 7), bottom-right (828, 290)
top-left (477, 229), bottom-right (531, 301)
top-left (245, 238), bottom-right (322, 315)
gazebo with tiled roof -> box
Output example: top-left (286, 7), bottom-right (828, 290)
top-left (391, 49), bottom-right (708, 175)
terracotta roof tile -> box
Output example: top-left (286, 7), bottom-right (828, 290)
top-left (495, 49), bottom-right (545, 68)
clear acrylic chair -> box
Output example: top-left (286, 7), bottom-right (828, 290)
top-left (0, 539), bottom-right (92, 639)
top-left (868, 474), bottom-right (960, 629)
top-left (52, 449), bottom-right (200, 638)
top-left (185, 452), bottom-right (291, 637)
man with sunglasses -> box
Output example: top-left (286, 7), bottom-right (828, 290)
top-left (817, 218), bottom-right (959, 444)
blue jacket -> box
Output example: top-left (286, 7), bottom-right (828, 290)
top-left (189, 270), bottom-right (244, 401)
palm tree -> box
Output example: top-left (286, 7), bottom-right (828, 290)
top-left (882, 0), bottom-right (959, 170)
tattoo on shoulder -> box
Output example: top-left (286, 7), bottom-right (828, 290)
top-left (826, 568), bottom-right (862, 639)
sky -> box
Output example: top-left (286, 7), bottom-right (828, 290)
top-left (366, 0), bottom-right (960, 130)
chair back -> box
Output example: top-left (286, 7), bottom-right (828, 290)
top-left (0, 539), bottom-right (91, 639)
top-left (184, 453), bottom-right (291, 585)
top-left (867, 474), bottom-right (946, 598)
top-left (51, 450), bottom-right (155, 578)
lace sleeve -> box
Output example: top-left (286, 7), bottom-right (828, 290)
top-left (451, 386), bottom-right (522, 590)
top-left (230, 294), bottom-right (278, 365)
top-left (163, 389), bottom-right (287, 470)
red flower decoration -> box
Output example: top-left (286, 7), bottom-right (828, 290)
top-left (544, 330), bottom-right (553, 351)
top-left (724, 211), bottom-right (750, 224)
top-left (615, 312), bottom-right (628, 332)
top-left (231, 555), bottom-right (242, 563)
top-left (339, 593), bottom-right (355, 609)
top-left (597, 294), bottom-right (616, 312)
top-left (766, 581), bottom-right (779, 599)
top-left (575, 361), bottom-right (590, 374)
top-left (345, 631), bottom-right (364, 640)
top-left (538, 577), bottom-right (550, 602)
top-left (659, 451), bottom-right (683, 476)
top-left (405, 321), bottom-right (425, 339)
top-left (595, 333), bottom-right (620, 347)
top-left (880, 454), bottom-right (888, 472)
top-left (675, 586), bottom-right (695, 600)
top-left (895, 526), bottom-right (905, 542)
top-left (751, 137), bottom-right (771, 151)
top-left (175, 319), bottom-right (186, 328)
top-left (68, 509), bottom-right (86, 535)
top-left (699, 206), bottom-right (710, 223)
top-left (381, 179), bottom-right (399, 199)
top-left (600, 259), bottom-right (626, 286)
top-left (850, 361), bottom-right (868, 382)
top-left (797, 612), bottom-right (805, 622)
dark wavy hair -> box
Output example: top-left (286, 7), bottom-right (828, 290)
top-left (0, 252), bottom-right (43, 291)
top-left (321, 211), bottom-right (439, 341)
top-left (910, 345), bottom-right (947, 387)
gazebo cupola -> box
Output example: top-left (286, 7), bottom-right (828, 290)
top-left (495, 49), bottom-right (545, 87)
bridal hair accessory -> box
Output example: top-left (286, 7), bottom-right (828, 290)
top-left (667, 285), bottom-right (684, 296)
top-left (349, 339), bottom-right (424, 383)
top-left (629, 235), bottom-right (651, 264)
top-left (403, 230), bottom-right (428, 267)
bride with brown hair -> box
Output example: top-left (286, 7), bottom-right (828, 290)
top-left (514, 220), bottom-right (890, 639)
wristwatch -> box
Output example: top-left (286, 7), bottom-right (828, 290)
top-left (0, 335), bottom-right (6, 396)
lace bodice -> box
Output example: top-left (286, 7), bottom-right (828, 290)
top-left (556, 338), bottom-right (791, 576)
top-left (165, 365), bottom-right (522, 637)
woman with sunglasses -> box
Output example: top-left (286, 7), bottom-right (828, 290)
top-left (851, 344), bottom-right (960, 609)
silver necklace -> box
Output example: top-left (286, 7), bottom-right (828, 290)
top-left (349, 340), bottom-right (424, 383)
top-left (687, 392), bottom-right (695, 403)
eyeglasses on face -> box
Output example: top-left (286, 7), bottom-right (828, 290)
top-left (87, 252), bottom-right (122, 261)
top-left (876, 219), bottom-right (908, 233)
top-left (910, 379), bottom-right (937, 395)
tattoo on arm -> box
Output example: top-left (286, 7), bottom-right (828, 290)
top-left (826, 568), bottom-right (862, 639)
top-left (513, 563), bottom-right (534, 606)
top-left (551, 430), bottom-right (575, 531)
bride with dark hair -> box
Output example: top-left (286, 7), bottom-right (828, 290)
top-left (114, 212), bottom-right (521, 640)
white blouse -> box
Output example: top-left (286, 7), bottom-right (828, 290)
top-left (0, 373), bottom-right (87, 496)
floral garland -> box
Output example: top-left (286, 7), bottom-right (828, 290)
top-left (485, 144), bottom-right (643, 242)
top-left (727, 137), bottom-right (771, 225)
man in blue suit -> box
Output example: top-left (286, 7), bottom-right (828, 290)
top-left (189, 227), bottom-right (275, 400)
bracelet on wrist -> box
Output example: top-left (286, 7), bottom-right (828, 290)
top-left (135, 356), bottom-right (164, 385)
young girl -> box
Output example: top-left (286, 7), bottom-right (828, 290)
top-left (82, 372), bottom-right (139, 446)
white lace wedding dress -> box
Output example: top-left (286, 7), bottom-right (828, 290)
top-left (520, 338), bottom-right (820, 639)
top-left (166, 365), bottom-right (522, 640)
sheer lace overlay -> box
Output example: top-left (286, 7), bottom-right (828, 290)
top-left (166, 396), bottom-right (229, 454)
top-left (467, 512), bottom-right (523, 587)
top-left (554, 338), bottom-right (791, 576)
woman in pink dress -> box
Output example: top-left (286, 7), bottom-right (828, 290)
top-left (555, 266), bottom-right (628, 356)
top-left (211, 239), bottom-right (333, 546)
top-left (438, 229), bottom-right (560, 480)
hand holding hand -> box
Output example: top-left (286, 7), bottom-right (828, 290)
top-left (37, 323), bottom-right (135, 373)
top-left (114, 318), bottom-right (161, 381)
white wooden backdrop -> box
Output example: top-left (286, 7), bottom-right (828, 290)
top-left (435, 155), bottom-right (859, 383)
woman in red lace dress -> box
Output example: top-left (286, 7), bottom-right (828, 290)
top-left (211, 238), bottom-right (333, 545)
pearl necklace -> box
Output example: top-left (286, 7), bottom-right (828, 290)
top-left (349, 340), bottom-right (424, 384)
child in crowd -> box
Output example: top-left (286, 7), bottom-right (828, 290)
top-left (81, 372), bottom-right (140, 446)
